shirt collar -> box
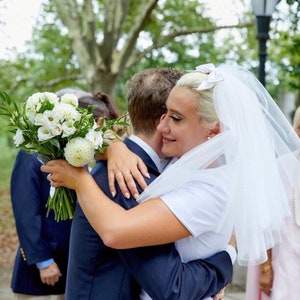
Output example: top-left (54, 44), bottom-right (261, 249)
top-left (129, 135), bottom-right (164, 172)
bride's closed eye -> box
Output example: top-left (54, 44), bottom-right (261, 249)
top-left (169, 114), bottom-right (181, 122)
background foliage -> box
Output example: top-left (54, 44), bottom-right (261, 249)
top-left (0, 0), bottom-right (299, 287)
top-left (0, 0), bottom-right (299, 140)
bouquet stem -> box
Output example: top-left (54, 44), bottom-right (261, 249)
top-left (46, 186), bottom-right (76, 221)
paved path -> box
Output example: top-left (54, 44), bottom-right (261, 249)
top-left (225, 291), bottom-right (245, 300)
top-left (0, 285), bottom-right (246, 300)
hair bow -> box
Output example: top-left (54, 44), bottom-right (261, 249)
top-left (195, 63), bottom-right (224, 91)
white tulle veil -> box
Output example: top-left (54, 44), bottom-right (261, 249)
top-left (138, 63), bottom-right (300, 266)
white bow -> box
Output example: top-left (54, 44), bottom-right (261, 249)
top-left (195, 63), bottom-right (224, 91)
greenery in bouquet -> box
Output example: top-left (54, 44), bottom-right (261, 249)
top-left (0, 91), bottom-right (127, 221)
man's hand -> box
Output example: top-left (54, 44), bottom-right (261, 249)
top-left (39, 261), bottom-right (62, 286)
top-left (213, 287), bottom-right (226, 300)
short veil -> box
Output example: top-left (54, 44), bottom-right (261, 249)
top-left (138, 64), bottom-right (300, 266)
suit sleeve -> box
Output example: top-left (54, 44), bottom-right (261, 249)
top-left (10, 151), bottom-right (52, 265)
top-left (113, 185), bottom-right (232, 299)
top-left (92, 161), bottom-right (233, 300)
top-left (118, 244), bottom-right (232, 300)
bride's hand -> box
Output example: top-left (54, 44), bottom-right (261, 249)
top-left (41, 159), bottom-right (88, 190)
top-left (107, 141), bottom-right (149, 199)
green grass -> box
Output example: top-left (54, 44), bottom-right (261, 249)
top-left (0, 136), bottom-right (18, 229)
top-left (0, 136), bottom-right (20, 281)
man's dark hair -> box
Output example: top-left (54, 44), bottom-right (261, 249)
top-left (126, 68), bottom-right (183, 136)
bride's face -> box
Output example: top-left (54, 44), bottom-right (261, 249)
top-left (157, 86), bottom-right (210, 158)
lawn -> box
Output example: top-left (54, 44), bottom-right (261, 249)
top-left (0, 136), bottom-right (17, 228)
top-left (0, 136), bottom-right (19, 284)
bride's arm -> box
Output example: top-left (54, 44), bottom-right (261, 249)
top-left (41, 159), bottom-right (190, 249)
top-left (106, 141), bottom-right (149, 199)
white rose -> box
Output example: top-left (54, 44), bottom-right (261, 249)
top-left (60, 93), bottom-right (79, 107)
top-left (64, 137), bottom-right (95, 167)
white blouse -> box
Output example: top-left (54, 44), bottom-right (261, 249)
top-left (160, 166), bottom-right (233, 263)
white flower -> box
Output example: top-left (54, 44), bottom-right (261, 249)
top-left (25, 92), bottom-right (59, 123)
top-left (55, 103), bottom-right (81, 123)
top-left (61, 120), bottom-right (77, 137)
top-left (64, 137), bottom-right (95, 167)
top-left (26, 92), bottom-right (59, 110)
top-left (37, 126), bottom-right (55, 141)
top-left (85, 128), bottom-right (103, 149)
top-left (13, 129), bottom-right (24, 147)
top-left (60, 93), bottom-right (79, 107)
top-left (33, 113), bottom-right (44, 126)
top-left (49, 123), bottom-right (63, 137)
top-left (37, 109), bottom-right (62, 127)
top-left (25, 92), bottom-right (43, 112)
top-left (43, 92), bottom-right (60, 105)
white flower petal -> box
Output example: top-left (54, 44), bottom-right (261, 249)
top-left (37, 126), bottom-right (55, 141)
top-left (85, 129), bottom-right (103, 149)
top-left (60, 93), bottom-right (79, 107)
top-left (13, 129), bottom-right (25, 147)
top-left (64, 137), bottom-right (95, 167)
top-left (62, 121), bottom-right (76, 137)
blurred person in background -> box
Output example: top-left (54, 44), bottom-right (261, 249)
top-left (245, 106), bottom-right (300, 300)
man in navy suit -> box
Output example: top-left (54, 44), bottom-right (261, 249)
top-left (10, 150), bottom-right (72, 299)
top-left (65, 68), bottom-right (235, 299)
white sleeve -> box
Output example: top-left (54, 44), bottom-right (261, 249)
top-left (160, 170), bottom-right (229, 237)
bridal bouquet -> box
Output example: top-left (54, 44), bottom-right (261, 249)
top-left (0, 91), bottom-right (125, 221)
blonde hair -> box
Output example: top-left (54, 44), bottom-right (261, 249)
top-left (176, 72), bottom-right (219, 129)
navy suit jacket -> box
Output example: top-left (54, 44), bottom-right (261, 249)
top-left (10, 150), bottom-right (72, 295)
top-left (66, 138), bottom-right (233, 299)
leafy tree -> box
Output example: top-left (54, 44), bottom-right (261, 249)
top-left (268, 0), bottom-right (300, 103)
top-left (0, 0), bottom-right (255, 113)
top-left (36, 0), bottom-right (253, 95)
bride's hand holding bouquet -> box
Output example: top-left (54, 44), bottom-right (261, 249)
top-left (0, 91), bottom-right (124, 221)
